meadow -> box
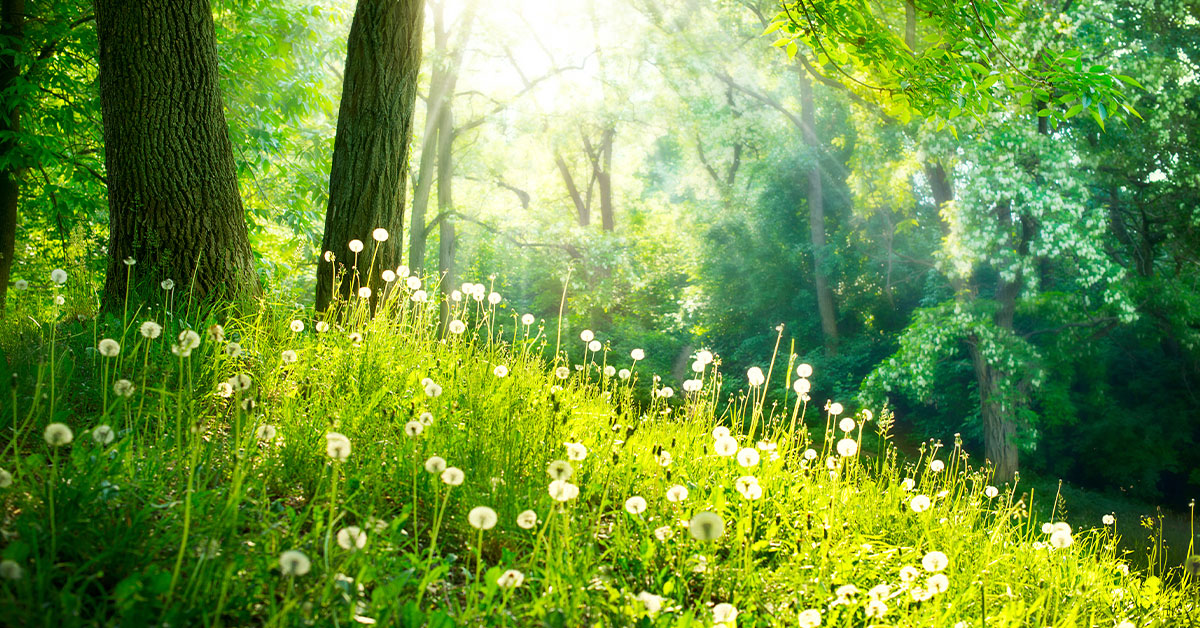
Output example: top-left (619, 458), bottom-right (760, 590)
top-left (0, 255), bottom-right (1194, 627)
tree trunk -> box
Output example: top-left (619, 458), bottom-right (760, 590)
top-left (797, 67), bottom-right (838, 354)
top-left (556, 152), bottom-right (589, 227)
top-left (0, 0), bottom-right (23, 314)
top-left (970, 344), bottom-right (1019, 482)
top-left (316, 0), bottom-right (424, 312)
top-left (436, 106), bottom-right (455, 328)
top-left (95, 0), bottom-right (258, 309)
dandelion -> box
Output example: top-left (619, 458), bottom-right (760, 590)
top-left (334, 526), bottom-right (368, 551)
top-left (1050, 528), bottom-right (1074, 549)
top-left (516, 510), bottom-right (538, 529)
top-left (580, 330), bottom-right (594, 342)
top-left (838, 417), bottom-right (856, 433)
top-left (737, 448), bottom-right (760, 467)
top-left (793, 378), bottom-right (811, 394)
top-left (137, 321), bottom-right (162, 340)
top-left (382, 270), bottom-right (396, 282)
top-left (555, 366), bottom-right (570, 379)
top-left (654, 525), bottom-right (673, 541)
top-left (281, 350), bottom-right (297, 364)
top-left (712, 603), bottom-right (737, 625)
top-left (631, 348), bottom-right (645, 361)
top-left (929, 459), bottom-right (945, 473)
top-left (900, 477), bottom-right (915, 491)
top-left (217, 382), bottom-right (234, 398)
top-left (984, 485), bottom-right (999, 499)
top-left (44, 423), bottom-right (73, 446)
top-left (910, 586), bottom-right (933, 602)
top-left (424, 381), bottom-right (442, 397)
top-left (256, 424), bottom-right (277, 442)
top-left (691, 360), bottom-right (704, 373)
top-left (1103, 514), bottom-right (1115, 525)
top-left (316, 321), bottom-right (329, 333)
top-left (899, 565), bottom-right (920, 582)
top-left (113, 379), bottom-right (135, 397)
top-left (468, 506), bottom-right (498, 530)
top-left (348, 239), bottom-right (364, 253)
top-left (712, 426), bottom-right (731, 439)
top-left (697, 349), bottom-right (714, 364)
top-left (548, 479), bottom-right (579, 501)
top-left (689, 511), bottom-right (725, 541)
top-left (588, 340), bottom-right (601, 352)
top-left (547, 460), bottom-right (574, 481)
top-left (565, 442), bottom-right (588, 461)
top-left (637, 592), bottom-right (665, 615)
top-left (869, 583), bottom-right (891, 599)
top-left (521, 313), bottom-right (535, 326)
top-left (604, 365), bottom-right (617, 377)
top-left (735, 476), bottom-right (762, 500)
top-left (178, 329), bottom-right (201, 350)
top-left (448, 319), bottom-right (466, 334)
top-left (910, 495), bottom-right (931, 513)
top-left (922, 550), bottom-right (949, 572)
top-left (411, 289), bottom-right (427, 302)
top-left (658, 386), bottom-right (674, 398)
top-left (487, 292), bottom-right (501, 305)
top-left (624, 496), bottom-right (647, 515)
top-left (230, 374), bottom-right (252, 391)
top-left (797, 608), bottom-right (822, 628)
top-left (618, 369), bottom-right (631, 380)
top-left (92, 425), bottom-right (115, 445)
top-left (493, 365), bottom-right (508, 378)
top-left (836, 438), bottom-right (858, 457)
top-left (223, 342), bottom-right (243, 358)
top-left (397, 265), bottom-right (410, 278)
top-left (404, 421), bottom-right (423, 438)
top-left (358, 287), bottom-right (372, 299)
top-left (927, 573), bottom-right (950, 594)
top-left (324, 251), bottom-right (335, 262)
top-left (424, 456), bottom-right (446, 473)
top-left (419, 412), bottom-right (434, 426)
top-left (372, 228), bottom-right (388, 242)
top-left (123, 257), bottom-right (136, 267)
top-left (657, 450), bottom-right (672, 466)
top-left (50, 268), bottom-right (68, 285)
top-left (288, 319), bottom-right (305, 333)
top-left (0, 468), bottom-right (11, 488)
top-left (804, 448), bottom-right (818, 460)
top-left (206, 324), bottom-right (224, 343)
top-left (796, 363), bottom-right (813, 378)
top-left (865, 599), bottom-right (888, 618)
top-left (98, 338), bottom-right (121, 357)
top-left (0, 560), bottom-right (22, 580)
top-left (349, 332), bottom-right (363, 344)
top-left (441, 467), bottom-right (465, 486)
top-left (13, 279), bottom-right (27, 290)
top-left (326, 432), bottom-right (352, 462)
top-left (666, 485), bottom-right (689, 502)
top-left (160, 278), bottom-right (175, 291)
top-left (828, 402), bottom-right (844, 415)
top-left (406, 276), bottom-right (421, 290)
top-left (496, 569), bottom-right (524, 588)
top-left (747, 367), bottom-right (765, 387)
top-left (714, 435), bottom-right (738, 457)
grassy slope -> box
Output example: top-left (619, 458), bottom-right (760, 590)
top-left (0, 281), bottom-right (1194, 627)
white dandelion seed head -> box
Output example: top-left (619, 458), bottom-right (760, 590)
top-left (441, 467), bottom-right (464, 486)
top-left (516, 509), bottom-right (538, 529)
top-left (637, 591), bottom-right (665, 615)
top-left (487, 291), bottom-right (501, 305)
top-left (493, 365), bottom-right (509, 378)
top-left (44, 423), bottom-right (74, 446)
top-left (899, 565), bottom-right (920, 582)
top-left (714, 435), bottom-right (738, 457)
top-left (230, 374), bottom-right (252, 391)
top-left (326, 432), bottom-right (351, 462)
top-left (803, 448), bottom-right (818, 461)
top-left (281, 350), bottom-right (298, 364)
top-left (98, 338), bottom-right (121, 357)
top-left (900, 477), bottom-right (915, 491)
top-left (357, 287), bottom-right (372, 299)
top-left (869, 583), bottom-right (891, 599)
top-left (51, 269), bottom-right (68, 284)
top-left (910, 495), bottom-right (931, 513)
top-left (737, 448), bottom-right (760, 467)
top-left (178, 329), bottom-right (201, 350)
top-left (1052, 521), bottom-right (1072, 536)
top-left (450, 290), bottom-right (462, 301)
top-left (381, 270), bottom-right (396, 283)
top-left (658, 386), bottom-right (674, 398)
top-left (691, 360), bottom-right (705, 374)
top-left (922, 550), bottom-right (949, 572)
top-left (337, 526), bottom-right (367, 550)
top-left (323, 250), bottom-right (336, 262)
top-left (793, 378), bottom-right (811, 395)
top-left (630, 348), bottom-right (645, 361)
top-left (316, 321), bottom-right (329, 333)
top-left (468, 506), bottom-right (498, 530)
top-left (547, 460), bottom-right (574, 481)
top-left (406, 276), bottom-right (421, 291)
top-left (224, 342), bottom-right (243, 358)
top-left (839, 418), bottom-right (856, 433)
top-left (496, 569), bottom-right (524, 588)
top-left (521, 313), bottom-right (535, 326)
top-left (929, 460), bottom-right (945, 473)
top-left (419, 412), bottom-right (434, 426)
top-left (654, 525), bottom-right (673, 541)
top-left (448, 319), bottom-right (466, 334)
top-left (138, 321), bottom-right (162, 339)
top-left (122, 257), bottom-right (136, 267)
top-left (555, 366), bottom-right (570, 380)
top-left (747, 367), bottom-right (765, 387)
top-left (604, 365), bottom-right (617, 377)
top-left (866, 600), bottom-right (887, 619)
top-left (836, 438), bottom-right (858, 457)
top-left (411, 289), bottom-right (427, 302)
top-left (256, 424), bottom-right (277, 442)
top-left (624, 496), bottom-right (647, 515)
top-left (697, 349), bottom-right (714, 365)
top-left (689, 511), bottom-right (725, 541)
top-left (1049, 529), bottom-right (1074, 549)
top-left (618, 368), bottom-right (631, 380)
top-left (682, 379), bottom-right (702, 392)
top-left (666, 484), bottom-right (689, 502)
top-left (404, 420), bottom-right (424, 438)
top-left (735, 475), bottom-right (762, 500)
top-left (580, 330), bottom-right (594, 342)
top-left (1103, 514), bottom-right (1115, 525)
top-left (0, 560), bottom-right (22, 580)
top-left (217, 382), bottom-right (234, 398)
top-left (289, 319), bottom-right (305, 333)
top-left (92, 424), bottom-right (115, 445)
top-left (712, 603), bottom-right (738, 624)
top-left (927, 573), bottom-right (950, 594)
top-left (371, 228), bottom-right (388, 242)
top-left (424, 381), bottom-right (442, 398)
top-left (13, 279), bottom-right (27, 290)
top-left (424, 456), bottom-right (446, 474)
top-left (564, 442), bottom-right (587, 461)
top-left (712, 426), bottom-right (731, 439)
top-left (160, 278), bottom-right (176, 291)
top-left (547, 479), bottom-right (579, 501)
top-left (984, 485), bottom-right (999, 499)
top-left (796, 363), bottom-right (813, 378)
top-left (348, 239), bottom-right (364, 253)
top-left (588, 340), bottom-right (602, 352)
top-left (0, 468), bottom-right (11, 488)
top-left (113, 379), bottom-right (135, 397)
top-left (828, 402), bottom-right (844, 416)
top-left (396, 265), bottom-right (410, 278)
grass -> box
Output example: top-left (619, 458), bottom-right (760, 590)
top-left (0, 267), bottom-right (1197, 627)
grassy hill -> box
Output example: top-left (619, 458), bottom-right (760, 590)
top-left (0, 274), bottom-right (1193, 627)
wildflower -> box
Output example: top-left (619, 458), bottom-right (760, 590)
top-left (579, 330), bottom-right (595, 343)
top-left (900, 477), bottom-right (915, 491)
top-left (98, 338), bottom-right (121, 357)
top-left (448, 320), bottom-right (466, 334)
top-left (1102, 514), bottom-right (1115, 525)
top-left (548, 479), bottom-right (579, 501)
top-left (631, 348), bottom-right (645, 361)
top-left (735, 476), bottom-right (762, 500)
top-left (424, 456), bottom-right (446, 473)
top-left (838, 418), bottom-right (856, 433)
top-left (658, 386), bottom-right (674, 398)
top-left (868, 583), bottom-right (891, 599)
top-left (372, 228), bottom-right (388, 242)
top-left (797, 608), bottom-right (822, 628)
top-left (337, 526), bottom-right (367, 550)
top-left (441, 467), bottom-right (465, 486)
top-left (92, 425), bottom-right (115, 445)
top-left (737, 448), bottom-right (760, 467)
top-left (516, 510), bottom-right (538, 529)
top-left (324, 251), bottom-right (335, 262)
top-left (404, 421), bottom-right (423, 438)
top-left (697, 349), bottom-right (714, 365)
top-left (666, 485), bottom-right (689, 502)
top-left (565, 442), bottom-right (588, 461)
top-left (140, 321), bottom-right (162, 339)
top-left (866, 599), bottom-right (888, 618)
top-left (406, 276), bottom-right (421, 290)
top-left (682, 379), bottom-right (702, 392)
top-left (637, 591), bottom-right (665, 615)
top-left (922, 550), bottom-right (949, 572)
top-left (793, 378), bottom-right (811, 394)
top-left (49, 269), bottom-right (68, 285)
top-left (927, 573), bottom-right (949, 594)
top-left (657, 450), bottom-right (672, 466)
top-left (714, 435), bottom-right (738, 456)
top-left (712, 603), bottom-right (737, 625)
top-left (44, 423), bottom-right (73, 446)
top-left (281, 350), bottom-right (297, 364)
top-left (217, 382), bottom-right (234, 398)
top-left (747, 367), bottom-right (765, 387)
top-left (1051, 521), bottom-right (1072, 535)
top-left (547, 460), bottom-right (574, 481)
top-left (618, 369), bottom-right (631, 379)
top-left (357, 287), bottom-right (372, 299)
top-left (13, 279), bottom-right (26, 290)
top-left (113, 379), bottom-right (135, 397)
top-left (496, 569), bottom-right (524, 588)
top-left (899, 565), bottom-right (920, 582)
top-left (419, 412), bottom-right (434, 426)
top-left (288, 319), bottom-right (305, 333)
top-left (493, 365), bottom-right (508, 378)
top-left (423, 380), bottom-right (442, 397)
top-left (468, 506), bottom-right (498, 530)
top-left (929, 459), bottom-right (945, 473)
top-left (588, 340), bottom-right (601, 352)
top-left (230, 374), bottom-right (252, 391)
top-left (836, 438), bottom-right (858, 457)
top-left (316, 321), bottom-right (329, 333)
top-left (349, 332), bottom-right (363, 344)
top-left (624, 496), bottom-right (647, 515)
top-left (689, 511), bottom-right (725, 541)
top-left (691, 360), bottom-right (704, 373)
top-left (910, 586), bottom-right (932, 602)
top-left (0, 468), bottom-right (11, 488)
top-left (326, 432), bottom-right (352, 461)
top-left (411, 289), bottom-right (427, 302)
top-left (835, 584), bottom-right (860, 600)
top-left (397, 265), bottom-right (410, 278)
top-left (555, 366), bottom-right (570, 379)
top-left (828, 402), bottom-right (844, 415)
top-left (224, 342), bottom-right (243, 358)
top-left (381, 270), bottom-right (396, 282)
top-left (1050, 528), bottom-right (1074, 549)
top-left (604, 365), bottom-right (617, 377)
top-left (712, 426), bottom-right (731, 439)
top-left (521, 313), bottom-right (535, 326)
top-left (123, 257), bottom-right (136, 267)
top-left (178, 329), bottom-right (201, 350)
top-left (984, 485), bottom-right (999, 499)
top-left (256, 424), bottom-right (277, 442)
top-left (910, 495), bottom-right (931, 513)
top-left (348, 239), bottom-right (364, 253)
top-left (0, 560), bottom-right (22, 580)
top-left (654, 525), bottom-right (673, 541)
top-left (488, 292), bottom-right (501, 305)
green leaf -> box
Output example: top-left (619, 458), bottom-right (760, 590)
top-left (1063, 104), bottom-right (1083, 119)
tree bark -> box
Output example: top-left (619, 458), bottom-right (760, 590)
top-left (556, 152), bottom-right (589, 227)
top-left (436, 105), bottom-right (455, 328)
top-left (316, 0), bottom-right (424, 312)
top-left (0, 0), bottom-right (23, 314)
top-left (95, 0), bottom-right (258, 309)
top-left (797, 66), bottom-right (839, 354)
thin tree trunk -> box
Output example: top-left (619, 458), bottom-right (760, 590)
top-left (797, 66), bottom-right (838, 354)
top-left (596, 126), bottom-right (615, 231)
top-left (408, 70), bottom-right (443, 272)
top-left (316, 0), bottom-right (424, 312)
top-left (95, 0), bottom-right (258, 309)
top-left (555, 153), bottom-right (589, 227)
top-left (0, 0), bottom-right (23, 314)
top-left (437, 106), bottom-right (455, 328)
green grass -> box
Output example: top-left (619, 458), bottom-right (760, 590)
top-left (0, 272), bottom-right (1196, 627)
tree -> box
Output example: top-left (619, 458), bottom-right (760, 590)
top-left (94, 0), bottom-right (258, 308)
top-left (315, 0), bottom-right (424, 312)
top-left (0, 0), bottom-right (24, 313)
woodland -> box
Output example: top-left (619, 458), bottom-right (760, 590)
top-left (0, 0), bottom-right (1199, 625)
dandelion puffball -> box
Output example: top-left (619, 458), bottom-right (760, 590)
top-left (712, 426), bottom-right (731, 439)
top-left (637, 592), bottom-right (665, 615)
top-left (618, 369), bottom-right (631, 380)
top-left (555, 366), bottom-right (570, 379)
top-left (736, 448), bottom-right (760, 467)
top-left (441, 467), bottom-right (465, 486)
top-left (922, 550), bottom-right (949, 572)
top-left (448, 320), bottom-right (466, 334)
top-left (604, 365), bottom-right (617, 377)
top-left (666, 484), bottom-right (689, 502)
top-left (1049, 529), bottom-right (1074, 549)
top-left (92, 425), bottom-right (115, 445)
top-left (630, 348), bottom-right (645, 361)
top-left (929, 460), bottom-right (945, 473)
top-left (0, 559), bottom-right (20, 580)
top-left (372, 228), bottom-right (388, 242)
top-left (838, 418), bottom-right (856, 433)
top-left (493, 365), bottom-right (508, 378)
top-left (256, 424), bottom-right (277, 442)
top-left (697, 349), bottom-right (714, 365)
top-left (0, 468), bottom-right (11, 488)
top-left (404, 420), bottom-right (423, 438)
top-left (496, 569), bottom-right (524, 588)
top-left (654, 525), bottom-right (673, 541)
top-left (836, 438), bottom-right (858, 457)
top-left (516, 510), bottom-right (538, 529)
top-left (424, 456), bottom-right (446, 473)
top-left (468, 506), bottom-right (498, 530)
top-left (51, 268), bottom-right (68, 284)
top-left (348, 239), bottom-right (364, 253)
top-left (548, 479), bottom-right (579, 501)
top-left (487, 291), bottom-right (501, 305)
top-left (984, 485), bottom-right (1000, 499)
top-left (588, 340), bottom-right (601, 352)
top-left (797, 609), bottom-right (821, 628)
top-left (712, 603), bottom-right (738, 624)
top-left (580, 330), bottom-right (594, 342)
top-left (793, 378), bottom-right (811, 394)
top-left (44, 423), bottom-right (73, 446)
top-left (564, 442), bottom-right (587, 461)
top-left (713, 435), bottom-right (738, 457)
top-left (406, 276), bottom-right (421, 290)
top-left (290, 319), bottom-right (305, 332)
top-left (13, 279), bottom-right (26, 290)
top-left (927, 573), bottom-right (949, 594)
top-left (281, 350), bottom-right (298, 364)
top-left (796, 363), bottom-right (813, 378)
top-left (279, 550), bottom-right (310, 576)
top-left (337, 526), bottom-right (367, 550)
top-left (316, 321), bottom-right (329, 333)
top-left (1103, 514), bottom-right (1115, 525)
top-left (381, 270), bottom-right (396, 282)
top-left (139, 321), bottom-right (162, 339)
top-left (747, 367), bottom-right (765, 387)
top-left (688, 511), bottom-right (725, 541)
top-left (547, 460), bottom-right (574, 481)
top-left (326, 432), bottom-right (351, 461)
top-left (113, 379), bottom-right (135, 397)
top-left (98, 338), bottom-right (121, 357)
top-left (357, 287), bottom-right (372, 299)
top-left (910, 494), bottom-right (931, 513)
top-left (828, 402), bottom-right (844, 415)
top-left (624, 496), bottom-right (647, 515)
top-left (521, 313), bottom-right (535, 326)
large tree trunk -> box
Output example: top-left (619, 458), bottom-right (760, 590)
top-left (95, 0), bottom-right (258, 309)
top-left (316, 0), bottom-right (424, 312)
top-left (0, 0), bottom-right (23, 314)
top-left (970, 345), bottom-right (1019, 481)
top-left (797, 67), bottom-right (838, 354)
